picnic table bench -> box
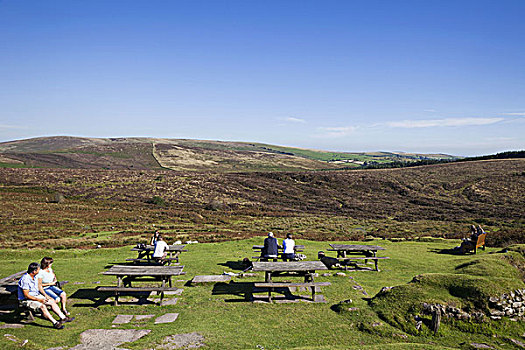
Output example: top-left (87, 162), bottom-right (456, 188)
top-left (98, 265), bottom-right (185, 305)
top-left (327, 244), bottom-right (390, 271)
top-left (251, 261), bottom-right (329, 302)
top-left (129, 244), bottom-right (187, 265)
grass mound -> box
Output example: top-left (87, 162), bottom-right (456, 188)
top-left (369, 252), bottom-right (525, 335)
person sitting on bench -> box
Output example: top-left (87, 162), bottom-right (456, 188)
top-left (37, 257), bottom-right (70, 316)
top-left (18, 262), bottom-right (74, 329)
top-left (261, 232), bottom-right (278, 261)
top-left (153, 235), bottom-right (169, 263)
top-left (455, 225), bottom-right (483, 253)
top-left (282, 233), bottom-right (296, 261)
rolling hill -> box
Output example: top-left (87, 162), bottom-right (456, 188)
top-left (0, 136), bottom-right (458, 172)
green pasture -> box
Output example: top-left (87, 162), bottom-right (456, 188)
top-left (0, 238), bottom-right (523, 349)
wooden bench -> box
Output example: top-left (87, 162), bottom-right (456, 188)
top-left (253, 281), bottom-right (331, 302)
top-left (96, 286), bottom-right (181, 306)
top-left (339, 257), bottom-right (390, 271)
top-left (125, 257), bottom-right (180, 265)
top-left (252, 245), bottom-right (305, 262)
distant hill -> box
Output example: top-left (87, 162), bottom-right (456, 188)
top-left (0, 136), bottom-right (458, 172)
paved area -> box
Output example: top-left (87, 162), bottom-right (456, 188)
top-left (155, 313), bottom-right (179, 324)
top-left (68, 329), bottom-right (151, 350)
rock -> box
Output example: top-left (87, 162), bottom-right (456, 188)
top-left (321, 273), bottom-right (331, 277)
top-left (69, 329), bottom-right (151, 350)
top-left (134, 315), bottom-right (154, 321)
top-left (510, 339), bottom-right (525, 348)
top-left (489, 296), bottom-right (499, 304)
top-left (335, 272), bottom-right (346, 277)
top-left (513, 302), bottom-right (523, 308)
top-left (155, 313), bottom-right (179, 324)
top-left (490, 310), bottom-right (504, 317)
top-left (490, 316), bottom-right (502, 320)
top-left (160, 298), bottom-right (179, 306)
top-left (157, 332), bottom-right (205, 349)
top-left (112, 315), bottom-right (134, 324)
top-left (0, 324), bottom-right (24, 329)
top-left (380, 286), bottom-right (392, 293)
top-left (470, 343), bottom-right (495, 349)
top-left (347, 307), bottom-right (359, 312)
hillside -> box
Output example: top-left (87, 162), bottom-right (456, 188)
top-left (0, 136), bottom-right (458, 172)
top-left (0, 158), bottom-right (523, 248)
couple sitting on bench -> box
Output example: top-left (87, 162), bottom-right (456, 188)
top-left (261, 232), bottom-right (296, 261)
top-left (18, 259), bottom-right (74, 329)
top-left (454, 225), bottom-right (486, 254)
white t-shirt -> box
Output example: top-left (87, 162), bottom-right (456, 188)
top-left (37, 268), bottom-right (55, 284)
top-left (153, 240), bottom-right (169, 258)
top-left (283, 238), bottom-right (295, 254)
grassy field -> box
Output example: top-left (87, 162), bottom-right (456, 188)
top-left (1, 238), bottom-right (524, 349)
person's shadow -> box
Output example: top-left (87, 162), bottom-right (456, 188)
top-left (217, 260), bottom-right (251, 271)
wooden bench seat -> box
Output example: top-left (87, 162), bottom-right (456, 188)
top-left (96, 286), bottom-right (181, 305)
top-left (253, 281), bottom-right (331, 302)
top-left (338, 256), bottom-right (390, 271)
top-left (125, 258), bottom-right (180, 265)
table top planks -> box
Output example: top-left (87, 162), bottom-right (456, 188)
top-left (103, 265), bottom-right (184, 276)
top-left (252, 261), bottom-right (327, 272)
top-left (328, 244), bottom-right (385, 251)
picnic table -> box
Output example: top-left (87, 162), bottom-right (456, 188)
top-left (251, 261), bottom-right (330, 302)
top-left (128, 244), bottom-right (187, 265)
top-left (98, 265), bottom-right (185, 305)
top-left (327, 244), bottom-right (389, 271)
top-left (252, 244), bottom-right (305, 261)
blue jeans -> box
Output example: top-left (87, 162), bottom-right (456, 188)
top-left (44, 285), bottom-right (64, 300)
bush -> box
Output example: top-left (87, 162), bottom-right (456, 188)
top-left (147, 196), bottom-right (166, 206)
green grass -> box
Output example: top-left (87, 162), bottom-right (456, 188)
top-left (0, 239), bottom-right (523, 349)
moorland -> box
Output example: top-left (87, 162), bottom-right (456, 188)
top-left (0, 136), bottom-right (524, 349)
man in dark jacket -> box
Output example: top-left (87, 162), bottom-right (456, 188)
top-left (262, 232), bottom-right (278, 261)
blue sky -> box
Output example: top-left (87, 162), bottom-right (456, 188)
top-left (1, 0), bottom-right (524, 156)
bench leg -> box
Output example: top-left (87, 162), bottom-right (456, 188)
top-left (375, 260), bottom-right (379, 272)
top-left (311, 286), bottom-right (316, 301)
top-left (114, 292), bottom-right (119, 306)
top-left (268, 288), bottom-right (272, 303)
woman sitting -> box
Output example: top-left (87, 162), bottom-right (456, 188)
top-left (37, 257), bottom-right (70, 316)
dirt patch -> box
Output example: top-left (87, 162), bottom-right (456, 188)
top-left (157, 332), bottom-right (205, 349)
top-left (68, 329), bottom-right (150, 350)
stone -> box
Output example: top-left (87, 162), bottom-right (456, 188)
top-left (510, 339), bottom-right (525, 348)
top-left (0, 324), bottom-right (24, 329)
top-left (164, 289), bottom-right (184, 295)
top-left (134, 315), bottom-right (154, 321)
top-left (313, 294), bottom-right (327, 303)
top-left (513, 302), bottom-right (523, 308)
top-left (490, 309), bottom-right (504, 316)
top-left (157, 332), bottom-right (205, 349)
top-left (489, 296), bottom-right (499, 304)
top-left (490, 316), bottom-right (502, 320)
top-left (335, 272), bottom-right (346, 277)
top-left (371, 322), bottom-right (382, 327)
top-left (347, 307), bottom-right (359, 312)
top-left (321, 273), bottom-right (331, 277)
top-left (155, 313), bottom-right (179, 324)
top-left (112, 315), bottom-right (134, 324)
top-left (160, 298), bottom-right (179, 306)
top-left (69, 329), bottom-right (150, 350)
top-left (470, 343), bottom-right (495, 349)
top-left (191, 275), bottom-right (230, 284)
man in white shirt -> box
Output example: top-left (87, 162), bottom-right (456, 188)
top-left (153, 235), bottom-right (169, 263)
top-left (282, 233), bottom-right (296, 261)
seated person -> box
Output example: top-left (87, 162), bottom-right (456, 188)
top-left (153, 235), bottom-right (169, 263)
top-left (282, 233), bottom-right (296, 261)
top-left (18, 262), bottom-right (74, 329)
top-left (150, 230), bottom-right (160, 246)
top-left (37, 257), bottom-right (70, 316)
top-left (261, 232), bottom-right (278, 261)
top-left (455, 225), bottom-right (483, 253)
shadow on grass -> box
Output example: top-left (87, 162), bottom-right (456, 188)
top-left (212, 282), bottom-right (254, 302)
top-left (217, 260), bottom-right (251, 271)
top-left (70, 288), bottom-right (158, 307)
top-left (428, 248), bottom-right (464, 255)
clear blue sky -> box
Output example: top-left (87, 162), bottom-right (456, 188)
top-left (1, 0), bottom-right (524, 156)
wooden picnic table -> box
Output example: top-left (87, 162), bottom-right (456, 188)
top-left (129, 244), bottom-right (187, 265)
top-left (252, 261), bottom-right (326, 283)
top-left (251, 261), bottom-right (329, 302)
top-left (99, 265), bottom-right (185, 305)
top-left (328, 244), bottom-right (385, 258)
top-left (327, 244), bottom-right (389, 271)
